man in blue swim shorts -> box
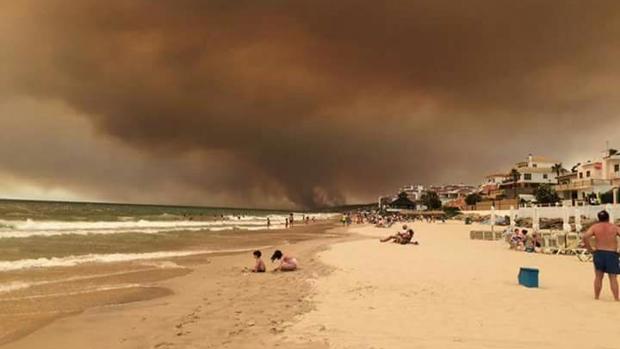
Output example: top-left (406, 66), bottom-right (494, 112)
top-left (583, 210), bottom-right (620, 301)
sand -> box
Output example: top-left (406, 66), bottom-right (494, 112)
top-left (3, 221), bottom-right (620, 349)
top-left (285, 222), bottom-right (620, 349)
top-left (1, 224), bottom-right (347, 349)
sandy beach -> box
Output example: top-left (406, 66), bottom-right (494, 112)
top-left (286, 222), bottom-right (620, 349)
top-left (0, 221), bottom-right (343, 347)
top-left (3, 221), bottom-right (620, 349)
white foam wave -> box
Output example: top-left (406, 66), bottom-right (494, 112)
top-left (0, 264), bottom-right (188, 294)
top-left (0, 284), bottom-right (143, 301)
top-left (0, 247), bottom-right (264, 272)
top-left (0, 281), bottom-right (31, 293)
top-left (0, 213), bottom-right (338, 239)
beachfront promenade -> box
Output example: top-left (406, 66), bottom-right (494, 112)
top-left (286, 222), bottom-right (620, 349)
top-left (468, 203), bottom-right (620, 220)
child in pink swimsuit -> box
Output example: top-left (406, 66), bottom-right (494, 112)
top-left (271, 250), bottom-right (298, 271)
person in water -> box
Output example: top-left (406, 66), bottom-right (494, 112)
top-left (582, 210), bottom-right (620, 301)
top-left (271, 250), bottom-right (298, 271)
top-left (250, 250), bottom-right (266, 273)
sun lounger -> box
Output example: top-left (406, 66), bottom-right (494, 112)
top-left (556, 233), bottom-right (583, 255)
top-left (541, 234), bottom-right (559, 254)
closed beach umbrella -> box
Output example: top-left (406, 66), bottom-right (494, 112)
top-left (562, 205), bottom-right (571, 232)
top-left (575, 208), bottom-right (583, 232)
top-left (490, 206), bottom-right (496, 228)
top-left (533, 206), bottom-right (540, 232)
top-left (509, 206), bottom-right (516, 229)
top-left (606, 204), bottom-right (615, 224)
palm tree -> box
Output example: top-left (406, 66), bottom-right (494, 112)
top-left (552, 163), bottom-right (563, 177)
top-left (509, 168), bottom-right (520, 200)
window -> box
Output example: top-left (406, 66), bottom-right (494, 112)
top-left (586, 171), bottom-right (591, 178)
top-left (579, 172), bottom-right (583, 179)
top-left (543, 174), bottom-right (548, 179)
top-left (532, 164), bottom-right (538, 168)
top-left (524, 173), bottom-right (532, 180)
top-left (615, 164), bottom-right (619, 172)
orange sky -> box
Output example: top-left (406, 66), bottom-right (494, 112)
top-left (1, 1), bottom-right (620, 208)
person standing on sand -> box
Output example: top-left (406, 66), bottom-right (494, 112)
top-left (582, 210), bottom-right (620, 301)
top-left (289, 213), bottom-right (294, 227)
top-left (285, 218), bottom-right (289, 229)
top-left (267, 217), bottom-right (271, 229)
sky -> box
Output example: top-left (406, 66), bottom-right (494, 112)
top-left (1, 0), bottom-right (620, 209)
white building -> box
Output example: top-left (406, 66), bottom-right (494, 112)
top-left (498, 154), bottom-right (561, 200)
top-left (555, 149), bottom-right (620, 204)
top-left (400, 184), bottom-right (425, 201)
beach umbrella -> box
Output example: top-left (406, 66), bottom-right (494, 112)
top-left (575, 208), bottom-right (583, 232)
top-left (562, 205), bottom-right (571, 232)
top-left (509, 206), bottom-right (516, 229)
top-left (532, 206), bottom-right (540, 232)
top-left (490, 206), bottom-right (496, 230)
top-left (606, 204), bottom-right (615, 224)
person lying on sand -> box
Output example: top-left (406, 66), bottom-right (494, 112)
top-left (380, 229), bottom-right (418, 245)
top-left (271, 250), bottom-right (298, 271)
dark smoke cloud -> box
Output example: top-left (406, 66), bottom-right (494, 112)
top-left (1, 1), bottom-right (620, 207)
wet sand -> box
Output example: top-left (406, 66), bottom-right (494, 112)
top-left (0, 222), bottom-right (343, 347)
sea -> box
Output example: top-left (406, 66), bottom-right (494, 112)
top-left (0, 199), bottom-right (339, 343)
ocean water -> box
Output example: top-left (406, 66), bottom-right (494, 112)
top-left (0, 201), bottom-right (339, 343)
top-left (0, 199), bottom-right (337, 239)
top-left (0, 199), bottom-right (338, 268)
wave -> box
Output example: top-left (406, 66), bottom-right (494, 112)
top-left (0, 247), bottom-right (268, 272)
top-left (0, 284), bottom-right (143, 302)
top-left (0, 213), bottom-right (338, 239)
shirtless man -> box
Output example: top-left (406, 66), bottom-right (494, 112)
top-left (582, 210), bottom-right (620, 301)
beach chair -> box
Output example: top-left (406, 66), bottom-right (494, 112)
top-left (556, 233), bottom-right (585, 256)
top-left (576, 250), bottom-right (593, 262)
top-left (483, 231), bottom-right (495, 241)
top-left (469, 231), bottom-right (484, 240)
top-left (542, 234), bottom-right (559, 254)
top-left (493, 231), bottom-right (503, 240)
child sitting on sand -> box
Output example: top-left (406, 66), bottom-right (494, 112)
top-left (271, 250), bottom-right (298, 271)
top-left (250, 250), bottom-right (266, 272)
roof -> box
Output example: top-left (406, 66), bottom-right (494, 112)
top-left (389, 196), bottom-right (417, 209)
top-left (485, 173), bottom-right (508, 178)
top-left (517, 167), bottom-right (554, 174)
top-left (530, 155), bottom-right (558, 163)
top-left (581, 162), bottom-right (602, 168)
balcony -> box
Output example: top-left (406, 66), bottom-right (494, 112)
top-left (554, 179), bottom-right (612, 192)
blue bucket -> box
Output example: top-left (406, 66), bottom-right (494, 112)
top-left (518, 267), bottom-right (539, 288)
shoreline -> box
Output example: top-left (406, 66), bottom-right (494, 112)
top-left (0, 223), bottom-right (349, 348)
top-left (6, 221), bottom-right (618, 348)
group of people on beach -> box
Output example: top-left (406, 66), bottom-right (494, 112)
top-left (508, 209), bottom-right (620, 301)
top-left (284, 213), bottom-right (313, 228)
top-left (246, 249), bottom-right (298, 273)
top-left (508, 228), bottom-right (542, 252)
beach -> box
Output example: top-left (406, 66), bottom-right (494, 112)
top-left (0, 202), bottom-right (341, 347)
top-left (3, 221), bottom-right (620, 348)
